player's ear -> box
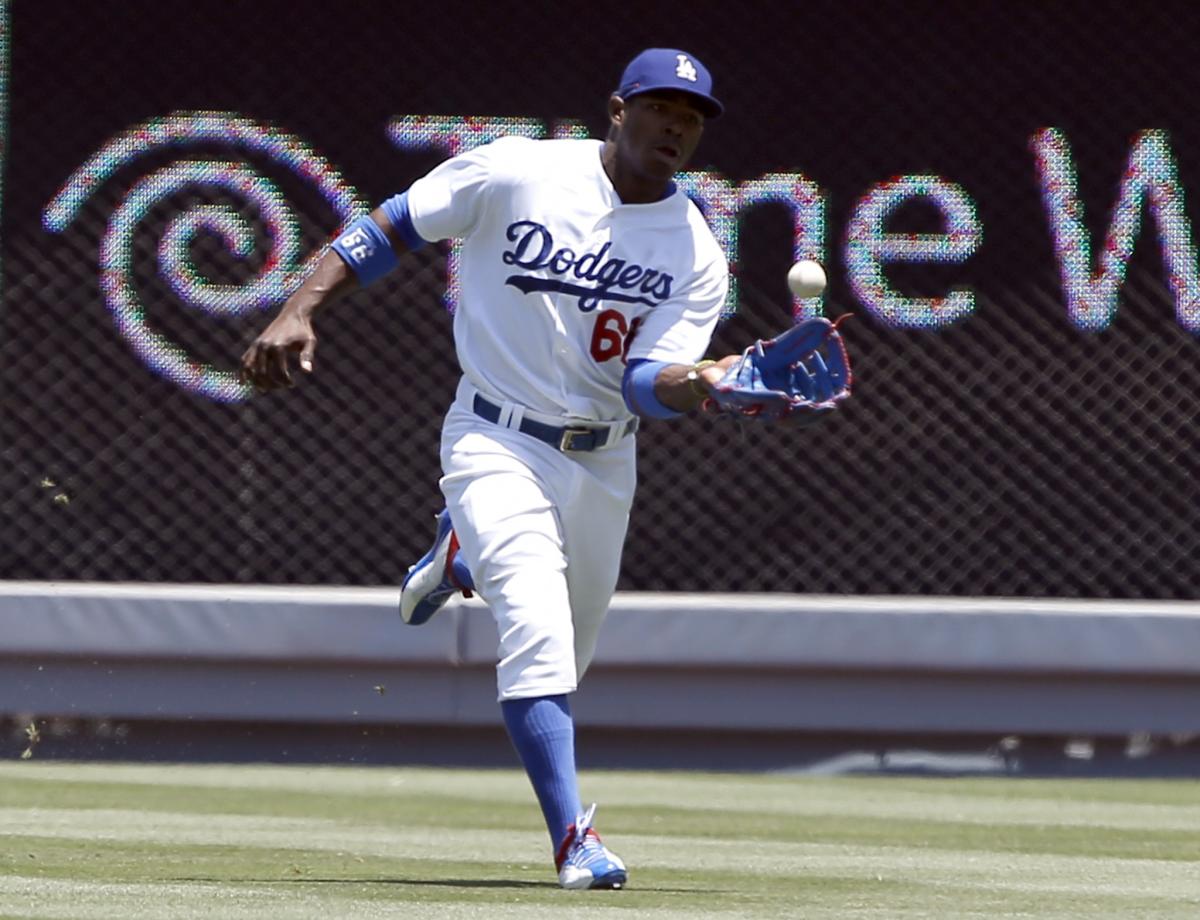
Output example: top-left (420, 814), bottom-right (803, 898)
top-left (608, 94), bottom-right (626, 127)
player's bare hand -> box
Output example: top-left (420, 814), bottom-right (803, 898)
top-left (702, 354), bottom-right (740, 386)
top-left (239, 309), bottom-right (317, 392)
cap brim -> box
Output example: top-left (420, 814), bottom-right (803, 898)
top-left (623, 84), bottom-right (724, 118)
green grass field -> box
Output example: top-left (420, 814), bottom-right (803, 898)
top-left (1, 761), bottom-right (1198, 919)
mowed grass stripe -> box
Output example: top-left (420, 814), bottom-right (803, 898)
top-left (5, 840), bottom-right (1198, 920)
top-left (2, 809), bottom-right (542, 867)
top-left (5, 778), bottom-right (1200, 864)
top-left (6, 833), bottom-right (1199, 920)
top-left (5, 761), bottom-right (1197, 808)
top-left (4, 763), bottom-right (1197, 831)
top-left (5, 761), bottom-right (1197, 807)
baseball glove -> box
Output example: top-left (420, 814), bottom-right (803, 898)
top-left (706, 316), bottom-right (852, 424)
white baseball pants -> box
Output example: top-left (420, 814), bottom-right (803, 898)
top-left (438, 382), bottom-right (637, 701)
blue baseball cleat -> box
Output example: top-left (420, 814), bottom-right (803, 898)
top-left (399, 508), bottom-right (474, 625)
top-left (555, 804), bottom-right (627, 890)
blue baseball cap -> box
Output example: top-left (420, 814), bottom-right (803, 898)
top-left (615, 48), bottom-right (723, 118)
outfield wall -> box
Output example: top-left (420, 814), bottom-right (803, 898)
top-left (4, 584), bottom-right (1198, 737)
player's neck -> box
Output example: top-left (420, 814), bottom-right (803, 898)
top-left (600, 141), bottom-right (672, 205)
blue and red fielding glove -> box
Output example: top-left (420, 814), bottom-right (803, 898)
top-left (706, 316), bottom-right (852, 424)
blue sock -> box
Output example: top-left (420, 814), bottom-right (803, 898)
top-left (501, 694), bottom-right (582, 851)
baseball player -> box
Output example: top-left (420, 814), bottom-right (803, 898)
top-left (242, 49), bottom-right (776, 889)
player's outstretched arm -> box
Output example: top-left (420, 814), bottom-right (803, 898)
top-left (240, 208), bottom-right (407, 392)
top-left (625, 317), bottom-right (853, 423)
top-left (621, 355), bottom-right (738, 420)
top-left (652, 357), bottom-right (739, 412)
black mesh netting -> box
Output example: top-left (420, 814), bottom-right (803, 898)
top-left (4, 0), bottom-right (1200, 597)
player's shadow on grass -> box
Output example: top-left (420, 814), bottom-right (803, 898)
top-left (330, 878), bottom-right (710, 893)
top-left (174, 877), bottom-right (709, 892)
top-left (382, 880), bottom-right (710, 893)
top-left (355, 879), bottom-right (554, 889)
top-left (172, 877), bottom-right (553, 889)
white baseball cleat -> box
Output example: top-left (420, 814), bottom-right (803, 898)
top-left (555, 804), bottom-right (628, 890)
top-left (399, 508), bottom-right (473, 625)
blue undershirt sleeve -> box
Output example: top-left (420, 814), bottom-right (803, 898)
top-left (380, 191), bottom-right (429, 251)
top-left (622, 358), bottom-right (684, 420)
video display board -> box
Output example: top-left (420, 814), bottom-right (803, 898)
top-left (3, 1), bottom-right (1199, 597)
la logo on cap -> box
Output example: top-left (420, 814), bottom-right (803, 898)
top-left (675, 54), bottom-right (698, 82)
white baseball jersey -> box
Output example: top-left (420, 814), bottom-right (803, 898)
top-left (406, 137), bottom-right (729, 421)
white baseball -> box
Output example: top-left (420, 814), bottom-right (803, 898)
top-left (787, 260), bottom-right (827, 298)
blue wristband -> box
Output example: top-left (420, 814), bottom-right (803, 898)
top-left (622, 358), bottom-right (684, 420)
top-left (331, 215), bottom-right (399, 285)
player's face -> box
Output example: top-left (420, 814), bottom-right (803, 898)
top-left (611, 91), bottom-right (706, 182)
